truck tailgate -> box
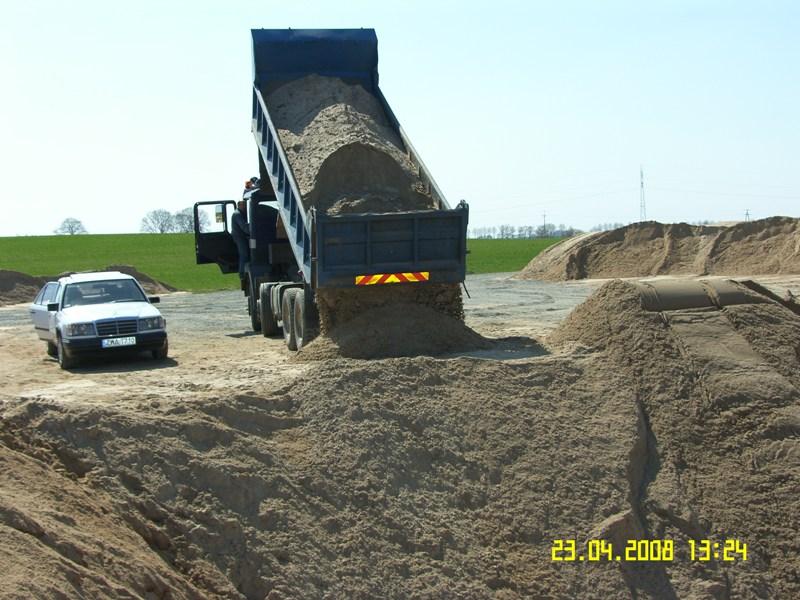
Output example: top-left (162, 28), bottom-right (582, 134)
top-left (315, 205), bottom-right (469, 287)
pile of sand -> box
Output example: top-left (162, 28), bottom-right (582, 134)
top-left (0, 266), bottom-right (176, 307)
top-left (2, 280), bottom-right (798, 597)
top-left (548, 279), bottom-right (800, 597)
top-left (266, 75), bottom-right (435, 216)
top-left (0, 270), bottom-right (47, 306)
top-left (519, 216), bottom-right (800, 280)
top-left (298, 302), bottom-right (490, 360)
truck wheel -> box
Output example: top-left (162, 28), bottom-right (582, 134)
top-left (47, 341), bottom-right (57, 358)
top-left (281, 289), bottom-right (298, 351)
top-left (260, 283), bottom-right (279, 337)
top-left (57, 336), bottom-right (76, 370)
top-left (293, 289), bottom-right (318, 349)
top-left (248, 284), bottom-right (262, 333)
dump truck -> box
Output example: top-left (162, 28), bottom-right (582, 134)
top-left (193, 29), bottom-right (468, 350)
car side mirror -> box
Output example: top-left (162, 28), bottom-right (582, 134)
top-left (47, 303), bottom-right (59, 311)
top-left (148, 296), bottom-right (160, 304)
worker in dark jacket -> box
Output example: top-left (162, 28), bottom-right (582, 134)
top-left (232, 199), bottom-right (250, 280)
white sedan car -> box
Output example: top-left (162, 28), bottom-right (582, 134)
top-left (29, 271), bottom-right (168, 369)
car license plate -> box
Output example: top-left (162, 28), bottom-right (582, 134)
top-left (101, 336), bottom-right (136, 348)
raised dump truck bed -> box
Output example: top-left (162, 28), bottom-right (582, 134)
top-left (250, 28), bottom-right (468, 288)
top-left (195, 28), bottom-right (468, 350)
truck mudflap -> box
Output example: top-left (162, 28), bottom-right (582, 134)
top-left (314, 203), bottom-right (469, 288)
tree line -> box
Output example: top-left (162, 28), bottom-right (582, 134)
top-left (54, 214), bottom-right (643, 238)
top-left (469, 224), bottom-right (582, 239)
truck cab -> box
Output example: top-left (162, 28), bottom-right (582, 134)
top-left (194, 179), bottom-right (301, 332)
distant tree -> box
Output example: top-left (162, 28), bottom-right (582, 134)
top-left (141, 209), bottom-right (175, 233)
top-left (54, 218), bottom-right (87, 235)
top-left (536, 223), bottom-right (557, 238)
top-left (172, 207), bottom-right (209, 233)
top-left (590, 222), bottom-right (625, 232)
top-left (498, 224), bottom-right (517, 239)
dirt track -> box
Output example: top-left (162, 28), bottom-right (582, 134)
top-left (2, 273), bottom-right (800, 599)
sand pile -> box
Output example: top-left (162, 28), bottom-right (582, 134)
top-left (706, 216), bottom-right (800, 275)
top-left (298, 302), bottom-right (490, 360)
top-left (549, 278), bottom-right (800, 597)
top-left (519, 221), bottom-right (722, 280)
top-left (0, 270), bottom-right (47, 306)
top-left (266, 75), bottom-right (435, 216)
top-left (519, 216), bottom-right (800, 280)
top-left (3, 281), bottom-right (797, 597)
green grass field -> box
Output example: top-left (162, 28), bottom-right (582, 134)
top-left (466, 238), bottom-right (561, 274)
top-left (0, 234), bottom-right (561, 291)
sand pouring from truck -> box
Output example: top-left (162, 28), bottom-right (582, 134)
top-left (193, 29), bottom-right (468, 350)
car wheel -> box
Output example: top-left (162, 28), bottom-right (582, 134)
top-left (260, 283), bottom-right (279, 337)
top-left (281, 289), bottom-right (298, 351)
top-left (152, 338), bottom-right (169, 360)
top-left (47, 341), bottom-right (57, 358)
top-left (57, 336), bottom-right (76, 370)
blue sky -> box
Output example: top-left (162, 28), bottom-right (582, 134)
top-left (1, 0), bottom-right (798, 236)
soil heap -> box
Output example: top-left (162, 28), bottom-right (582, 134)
top-left (2, 279), bottom-right (798, 598)
top-left (519, 216), bottom-right (800, 280)
top-left (298, 302), bottom-right (491, 360)
top-left (0, 270), bottom-right (47, 306)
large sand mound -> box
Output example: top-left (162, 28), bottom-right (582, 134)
top-left (519, 216), bottom-right (800, 280)
top-left (2, 279), bottom-right (798, 597)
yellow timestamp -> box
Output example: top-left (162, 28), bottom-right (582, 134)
top-left (551, 539), bottom-right (747, 562)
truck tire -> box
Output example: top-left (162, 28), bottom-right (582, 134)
top-left (248, 282), bottom-right (262, 333)
top-left (293, 289), bottom-right (318, 350)
top-left (57, 336), bottom-right (77, 370)
top-left (259, 283), bottom-right (279, 337)
top-left (47, 341), bottom-right (57, 358)
top-left (281, 288), bottom-right (298, 351)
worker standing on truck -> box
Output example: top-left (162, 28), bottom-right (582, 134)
top-left (232, 199), bottom-right (250, 281)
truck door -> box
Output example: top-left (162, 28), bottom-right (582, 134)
top-left (194, 201), bottom-right (239, 274)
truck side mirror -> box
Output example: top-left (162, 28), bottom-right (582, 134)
top-left (47, 303), bottom-right (59, 311)
top-left (148, 296), bottom-right (160, 304)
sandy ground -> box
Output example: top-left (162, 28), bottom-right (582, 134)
top-left (1, 273), bottom-right (799, 599)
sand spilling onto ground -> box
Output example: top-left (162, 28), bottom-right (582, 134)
top-left (297, 302), bottom-right (491, 360)
top-left (0, 266), bottom-right (176, 307)
top-left (266, 75), bottom-right (435, 216)
top-left (2, 279), bottom-right (798, 597)
top-left (519, 216), bottom-right (800, 280)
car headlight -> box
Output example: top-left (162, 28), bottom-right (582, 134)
top-left (66, 322), bottom-right (95, 337)
top-left (139, 316), bottom-right (165, 331)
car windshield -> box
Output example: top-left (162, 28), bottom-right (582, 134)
top-left (62, 279), bottom-right (146, 308)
